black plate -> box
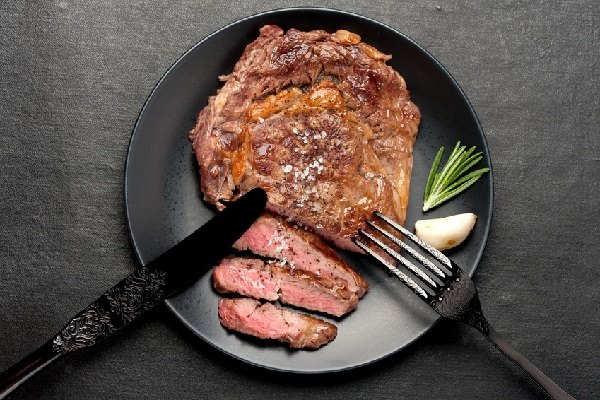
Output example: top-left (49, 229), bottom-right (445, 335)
top-left (124, 7), bottom-right (493, 373)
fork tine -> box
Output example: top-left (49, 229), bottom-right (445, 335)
top-left (366, 220), bottom-right (447, 279)
top-left (358, 229), bottom-right (439, 289)
top-left (353, 238), bottom-right (430, 300)
top-left (373, 211), bottom-right (453, 271)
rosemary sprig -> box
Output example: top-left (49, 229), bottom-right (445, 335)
top-left (423, 141), bottom-right (489, 212)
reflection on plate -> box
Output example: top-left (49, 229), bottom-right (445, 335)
top-left (124, 7), bottom-right (493, 373)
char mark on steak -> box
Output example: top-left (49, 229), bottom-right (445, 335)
top-left (218, 297), bottom-right (337, 349)
top-left (213, 256), bottom-right (358, 317)
top-left (233, 213), bottom-right (368, 298)
top-left (189, 25), bottom-right (420, 252)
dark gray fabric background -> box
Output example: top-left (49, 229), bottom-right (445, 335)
top-left (1, 1), bottom-right (598, 399)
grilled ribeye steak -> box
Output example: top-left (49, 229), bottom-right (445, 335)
top-left (218, 298), bottom-right (337, 349)
top-left (233, 213), bottom-right (368, 297)
top-left (189, 25), bottom-right (420, 251)
top-left (213, 257), bottom-right (358, 317)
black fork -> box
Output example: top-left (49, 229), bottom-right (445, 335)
top-left (354, 211), bottom-right (575, 400)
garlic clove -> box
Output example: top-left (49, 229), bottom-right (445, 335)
top-left (415, 213), bottom-right (477, 251)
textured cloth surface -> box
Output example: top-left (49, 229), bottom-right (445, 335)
top-left (1, 1), bottom-right (598, 399)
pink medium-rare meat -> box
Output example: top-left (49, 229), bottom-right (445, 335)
top-left (233, 213), bottom-right (368, 298)
top-left (217, 298), bottom-right (337, 349)
top-left (189, 25), bottom-right (420, 252)
top-left (213, 257), bottom-right (278, 301)
top-left (212, 257), bottom-right (358, 317)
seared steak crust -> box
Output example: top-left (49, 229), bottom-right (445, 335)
top-left (212, 256), bottom-right (359, 317)
top-left (190, 25), bottom-right (420, 251)
top-left (218, 298), bottom-right (337, 349)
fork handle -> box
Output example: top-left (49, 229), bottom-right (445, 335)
top-left (480, 326), bottom-right (574, 400)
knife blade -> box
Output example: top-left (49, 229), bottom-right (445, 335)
top-left (0, 187), bottom-right (267, 399)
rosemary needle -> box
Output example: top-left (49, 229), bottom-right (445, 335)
top-left (423, 141), bottom-right (489, 212)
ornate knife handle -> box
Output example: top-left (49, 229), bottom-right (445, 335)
top-left (0, 266), bottom-right (168, 399)
top-left (0, 188), bottom-right (268, 399)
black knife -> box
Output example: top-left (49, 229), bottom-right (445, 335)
top-left (0, 188), bottom-right (267, 399)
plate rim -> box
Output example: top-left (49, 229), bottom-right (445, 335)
top-left (124, 6), bottom-right (494, 373)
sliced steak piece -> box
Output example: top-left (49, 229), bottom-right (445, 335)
top-left (212, 257), bottom-right (358, 317)
top-left (189, 25), bottom-right (420, 252)
top-left (213, 257), bottom-right (279, 301)
top-left (233, 213), bottom-right (368, 298)
top-left (218, 298), bottom-right (337, 349)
